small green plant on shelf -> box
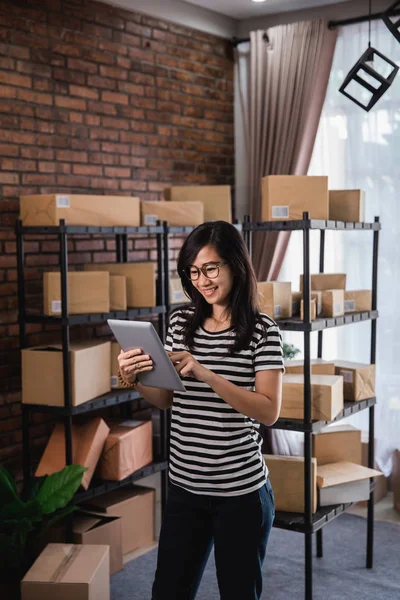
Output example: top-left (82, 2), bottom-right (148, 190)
top-left (283, 342), bottom-right (301, 360)
top-left (0, 464), bottom-right (87, 591)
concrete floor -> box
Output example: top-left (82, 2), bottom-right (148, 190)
top-left (124, 474), bottom-right (400, 565)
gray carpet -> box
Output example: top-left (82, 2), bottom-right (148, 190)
top-left (111, 514), bottom-right (400, 599)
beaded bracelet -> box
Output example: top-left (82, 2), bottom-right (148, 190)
top-left (118, 368), bottom-right (138, 389)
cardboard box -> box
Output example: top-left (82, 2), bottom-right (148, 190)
top-left (392, 449), bottom-right (400, 513)
top-left (97, 420), bottom-right (153, 481)
top-left (358, 432), bottom-right (388, 506)
top-left (21, 543), bottom-right (110, 600)
top-left (43, 271), bottom-right (110, 316)
top-left (84, 486), bottom-right (155, 555)
top-left (329, 189), bottom-right (365, 222)
top-left (22, 341), bottom-right (111, 407)
top-left (300, 273), bottom-right (347, 292)
top-left (257, 282), bottom-right (292, 319)
top-left (334, 360), bottom-right (375, 401)
top-left (72, 511), bottom-right (123, 575)
top-left (166, 185), bottom-right (232, 223)
top-left (141, 200), bottom-right (204, 227)
top-left (284, 359), bottom-right (336, 376)
top-left (264, 454), bottom-right (317, 513)
top-left (35, 418), bottom-right (110, 490)
top-left (261, 175), bottom-right (328, 221)
top-left (321, 289), bottom-right (345, 317)
top-left (84, 263), bottom-right (156, 308)
top-left (281, 374), bottom-right (344, 421)
top-left (300, 298), bottom-right (316, 320)
top-left (110, 275), bottom-right (127, 311)
top-left (344, 290), bottom-right (372, 313)
top-left (20, 194), bottom-right (140, 227)
top-left (317, 461), bottom-right (382, 506)
top-left (313, 425), bottom-right (362, 466)
top-left (291, 291), bottom-right (302, 316)
top-left (170, 277), bottom-right (190, 305)
top-left (111, 341), bottom-right (121, 389)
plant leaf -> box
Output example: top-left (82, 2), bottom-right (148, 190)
top-left (36, 465), bottom-right (87, 514)
top-left (0, 465), bottom-right (19, 505)
top-left (0, 499), bottom-right (42, 522)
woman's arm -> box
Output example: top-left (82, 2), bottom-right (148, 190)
top-left (135, 382), bottom-right (173, 410)
top-left (205, 369), bottom-right (282, 426)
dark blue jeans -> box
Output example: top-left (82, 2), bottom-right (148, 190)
top-left (152, 479), bottom-right (275, 600)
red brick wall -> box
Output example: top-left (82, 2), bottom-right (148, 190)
top-left (0, 0), bottom-right (234, 468)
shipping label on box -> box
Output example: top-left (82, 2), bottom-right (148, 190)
top-left (313, 425), bottom-right (362, 466)
top-left (20, 194), bottom-right (140, 227)
top-left (84, 263), bottom-right (156, 308)
top-left (35, 418), bottom-right (110, 490)
top-left (329, 189), bottom-right (365, 223)
top-left (43, 271), bottom-right (110, 315)
top-left (110, 275), bottom-right (127, 311)
top-left (281, 374), bottom-right (344, 421)
top-left (344, 290), bottom-right (372, 313)
top-left (261, 175), bottom-right (329, 221)
top-left (334, 360), bottom-right (375, 401)
top-left (321, 289), bottom-right (345, 317)
top-left (141, 200), bottom-right (204, 226)
top-left (22, 341), bottom-right (111, 407)
top-left (170, 277), bottom-right (190, 305)
top-left (167, 185), bottom-right (232, 223)
top-left (264, 454), bottom-right (317, 513)
top-left (257, 281), bottom-right (292, 319)
top-left (300, 273), bottom-right (347, 291)
top-left (21, 543), bottom-right (110, 600)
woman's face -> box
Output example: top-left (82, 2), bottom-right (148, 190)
top-left (189, 245), bottom-right (234, 308)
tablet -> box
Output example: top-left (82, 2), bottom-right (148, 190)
top-left (107, 319), bottom-right (186, 392)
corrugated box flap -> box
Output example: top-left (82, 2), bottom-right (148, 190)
top-left (317, 461), bottom-right (382, 488)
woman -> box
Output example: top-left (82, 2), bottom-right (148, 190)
top-left (118, 221), bottom-right (284, 600)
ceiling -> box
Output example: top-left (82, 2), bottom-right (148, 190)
top-left (183, 0), bottom-right (354, 20)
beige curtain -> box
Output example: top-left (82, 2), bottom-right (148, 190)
top-left (237, 19), bottom-right (338, 280)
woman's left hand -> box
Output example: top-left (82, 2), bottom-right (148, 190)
top-left (168, 351), bottom-right (213, 384)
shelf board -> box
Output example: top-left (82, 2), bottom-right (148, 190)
top-left (74, 460), bottom-right (169, 503)
top-left (19, 225), bottom-right (164, 235)
top-left (246, 220), bottom-right (381, 232)
top-left (273, 482), bottom-right (376, 533)
top-left (22, 388), bottom-right (143, 416)
top-left (24, 305), bottom-right (166, 325)
top-left (277, 310), bottom-right (378, 332)
top-left (168, 223), bottom-right (243, 235)
top-left (271, 397), bottom-right (377, 433)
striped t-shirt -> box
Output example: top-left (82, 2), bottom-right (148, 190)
top-left (164, 308), bottom-right (284, 497)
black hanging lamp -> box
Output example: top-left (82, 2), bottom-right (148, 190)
top-left (382, 1), bottom-right (400, 43)
top-left (339, 0), bottom-right (399, 111)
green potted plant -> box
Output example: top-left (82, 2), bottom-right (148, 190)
top-left (283, 342), bottom-right (300, 360)
top-left (0, 464), bottom-right (87, 600)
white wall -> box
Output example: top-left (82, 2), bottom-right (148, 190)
top-left (103, 0), bottom-right (237, 38)
top-left (237, 0), bottom-right (394, 36)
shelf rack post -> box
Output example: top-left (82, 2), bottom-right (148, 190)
top-left (316, 227), bottom-right (325, 559)
top-left (302, 212), bottom-right (313, 600)
top-left (367, 216), bottom-right (379, 568)
top-left (59, 219), bottom-right (73, 467)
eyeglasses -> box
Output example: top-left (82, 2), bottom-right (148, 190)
top-left (183, 261), bottom-right (227, 281)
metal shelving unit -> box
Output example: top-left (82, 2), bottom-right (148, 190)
top-left (244, 212), bottom-right (380, 600)
top-left (16, 219), bottom-right (171, 509)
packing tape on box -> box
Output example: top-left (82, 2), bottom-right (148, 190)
top-left (51, 545), bottom-right (83, 582)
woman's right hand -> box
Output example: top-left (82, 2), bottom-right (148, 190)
top-left (118, 348), bottom-right (153, 385)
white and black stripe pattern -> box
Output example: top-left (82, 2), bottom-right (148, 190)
top-left (165, 308), bottom-right (284, 497)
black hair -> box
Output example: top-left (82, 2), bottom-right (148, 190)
top-left (176, 220), bottom-right (263, 355)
